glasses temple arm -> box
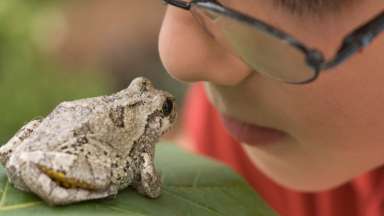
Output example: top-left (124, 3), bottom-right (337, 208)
top-left (322, 11), bottom-right (384, 70)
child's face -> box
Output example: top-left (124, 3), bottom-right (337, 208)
top-left (159, 0), bottom-right (384, 191)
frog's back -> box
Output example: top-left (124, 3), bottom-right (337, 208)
top-left (18, 97), bottom-right (109, 152)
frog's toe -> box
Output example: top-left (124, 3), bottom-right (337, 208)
top-left (45, 185), bottom-right (118, 205)
top-left (135, 178), bottom-right (161, 198)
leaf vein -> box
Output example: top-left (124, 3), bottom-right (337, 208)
top-left (165, 184), bottom-right (243, 189)
top-left (107, 206), bottom-right (148, 216)
top-left (0, 179), bottom-right (9, 207)
top-left (0, 201), bottom-right (42, 211)
top-left (192, 170), bottom-right (201, 188)
top-left (162, 188), bottom-right (224, 216)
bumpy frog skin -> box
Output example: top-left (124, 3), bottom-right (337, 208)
top-left (0, 77), bottom-right (177, 205)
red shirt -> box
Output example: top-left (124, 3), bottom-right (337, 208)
top-left (182, 83), bottom-right (384, 216)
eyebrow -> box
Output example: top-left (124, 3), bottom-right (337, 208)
top-left (271, 0), bottom-right (356, 16)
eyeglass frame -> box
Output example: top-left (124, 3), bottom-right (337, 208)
top-left (162, 0), bottom-right (384, 84)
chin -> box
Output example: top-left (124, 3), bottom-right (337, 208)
top-left (272, 177), bottom-right (350, 192)
top-left (256, 163), bottom-right (356, 192)
top-left (241, 144), bottom-right (354, 192)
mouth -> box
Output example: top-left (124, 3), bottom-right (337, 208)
top-left (161, 111), bottom-right (177, 136)
top-left (220, 114), bottom-right (287, 147)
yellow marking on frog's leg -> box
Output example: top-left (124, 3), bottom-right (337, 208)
top-left (19, 160), bottom-right (116, 205)
top-left (37, 165), bottom-right (97, 190)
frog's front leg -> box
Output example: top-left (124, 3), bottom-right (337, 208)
top-left (0, 119), bottom-right (42, 165)
top-left (8, 151), bottom-right (118, 205)
top-left (133, 152), bottom-right (161, 198)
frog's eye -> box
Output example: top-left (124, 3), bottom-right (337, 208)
top-left (162, 98), bottom-right (173, 117)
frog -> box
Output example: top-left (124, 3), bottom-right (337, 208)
top-left (0, 77), bottom-right (177, 205)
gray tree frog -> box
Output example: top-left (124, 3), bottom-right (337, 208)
top-left (0, 77), bottom-right (177, 205)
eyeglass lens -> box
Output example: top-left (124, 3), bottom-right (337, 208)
top-left (191, 4), bottom-right (317, 83)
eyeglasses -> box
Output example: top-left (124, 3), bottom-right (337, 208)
top-left (162, 0), bottom-right (384, 84)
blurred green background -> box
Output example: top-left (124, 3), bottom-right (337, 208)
top-left (0, 0), bottom-right (186, 144)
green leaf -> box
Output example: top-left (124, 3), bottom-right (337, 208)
top-left (0, 143), bottom-right (278, 216)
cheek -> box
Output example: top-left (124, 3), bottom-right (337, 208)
top-left (298, 39), bottom-right (384, 146)
top-left (242, 54), bottom-right (384, 191)
top-left (281, 37), bottom-right (384, 174)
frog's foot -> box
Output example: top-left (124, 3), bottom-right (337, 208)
top-left (133, 152), bottom-right (161, 198)
top-left (22, 162), bottom-right (118, 205)
top-left (10, 151), bottom-right (117, 205)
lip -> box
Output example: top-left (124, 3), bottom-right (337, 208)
top-left (220, 114), bottom-right (286, 146)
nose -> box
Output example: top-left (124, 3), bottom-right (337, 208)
top-left (159, 7), bottom-right (252, 86)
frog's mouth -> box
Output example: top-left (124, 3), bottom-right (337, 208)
top-left (161, 111), bottom-right (177, 136)
top-left (161, 125), bottom-right (174, 136)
